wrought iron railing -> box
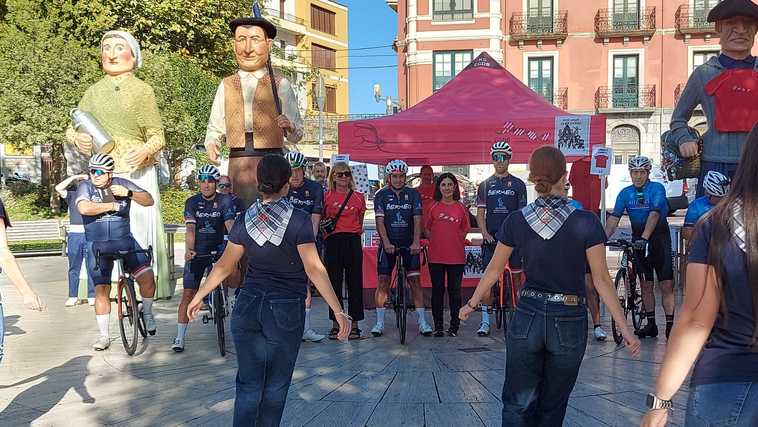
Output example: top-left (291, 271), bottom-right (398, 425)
top-left (553, 87), bottom-right (568, 110)
top-left (595, 7), bottom-right (656, 38)
top-left (264, 11), bottom-right (305, 26)
top-left (595, 85), bottom-right (656, 110)
top-left (675, 5), bottom-right (716, 35)
top-left (510, 11), bottom-right (568, 41)
top-left (674, 83), bottom-right (684, 106)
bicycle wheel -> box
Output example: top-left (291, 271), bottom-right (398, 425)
top-left (392, 286), bottom-right (400, 329)
top-left (398, 271), bottom-right (407, 345)
top-left (492, 282), bottom-right (503, 330)
top-left (213, 288), bottom-right (226, 356)
top-left (611, 269), bottom-right (629, 345)
top-left (118, 279), bottom-right (139, 356)
top-left (137, 301), bottom-right (147, 338)
top-left (630, 272), bottom-right (645, 331)
top-left (503, 274), bottom-right (515, 332)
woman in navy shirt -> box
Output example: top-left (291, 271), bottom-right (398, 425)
top-left (642, 125), bottom-right (758, 427)
top-left (187, 155), bottom-right (349, 426)
top-left (460, 146), bottom-right (640, 426)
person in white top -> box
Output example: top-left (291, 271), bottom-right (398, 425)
top-left (203, 13), bottom-right (304, 209)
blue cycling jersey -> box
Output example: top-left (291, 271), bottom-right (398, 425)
top-left (288, 178), bottom-right (324, 216)
top-left (684, 196), bottom-right (716, 227)
top-left (476, 174), bottom-right (528, 236)
top-left (374, 186), bottom-right (422, 247)
top-left (184, 193), bottom-right (237, 253)
top-left (75, 177), bottom-right (145, 242)
top-left (611, 181), bottom-right (670, 237)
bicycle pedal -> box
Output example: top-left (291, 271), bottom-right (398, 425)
top-left (202, 315), bottom-right (209, 324)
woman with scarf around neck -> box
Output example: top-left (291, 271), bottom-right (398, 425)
top-left (460, 146), bottom-right (640, 426)
top-left (641, 125), bottom-right (758, 427)
top-left (186, 154), bottom-right (349, 426)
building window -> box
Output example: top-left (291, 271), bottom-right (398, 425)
top-left (311, 44), bottom-right (336, 71)
top-left (528, 57), bottom-right (554, 103)
top-left (693, 0), bottom-right (721, 26)
top-left (611, 125), bottom-right (641, 164)
top-left (612, 0), bottom-right (640, 31)
top-left (433, 0), bottom-right (474, 22)
top-left (614, 155), bottom-right (624, 165)
top-left (693, 50), bottom-right (719, 71)
top-left (612, 54), bottom-right (639, 108)
top-left (433, 50), bottom-right (472, 91)
top-left (527, 0), bottom-right (554, 33)
top-left (312, 84), bottom-right (337, 113)
top-left (311, 5), bottom-right (335, 35)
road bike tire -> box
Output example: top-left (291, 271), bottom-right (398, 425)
top-left (503, 274), bottom-right (516, 333)
top-left (611, 269), bottom-right (629, 345)
top-left (213, 288), bottom-right (226, 357)
top-left (630, 271), bottom-right (645, 332)
top-left (493, 282), bottom-right (503, 330)
top-left (136, 300), bottom-right (147, 338)
top-left (398, 269), bottom-right (407, 345)
top-left (392, 287), bottom-right (400, 329)
top-left (118, 280), bottom-right (139, 356)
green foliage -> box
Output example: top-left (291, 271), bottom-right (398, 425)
top-left (160, 186), bottom-right (193, 225)
top-left (9, 240), bottom-right (62, 253)
top-left (0, 186), bottom-right (61, 220)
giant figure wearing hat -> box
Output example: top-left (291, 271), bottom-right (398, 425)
top-left (670, 0), bottom-right (758, 196)
top-left (204, 5), bottom-right (304, 208)
top-left (66, 31), bottom-right (173, 299)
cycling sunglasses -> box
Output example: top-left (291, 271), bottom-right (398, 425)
top-left (197, 174), bottom-right (217, 182)
top-left (89, 168), bottom-right (109, 176)
top-left (492, 153), bottom-right (511, 162)
top-left (335, 171), bottom-right (352, 178)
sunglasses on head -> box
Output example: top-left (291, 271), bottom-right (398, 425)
top-left (218, 183), bottom-right (231, 189)
top-left (335, 171), bottom-right (352, 178)
top-left (492, 153), bottom-right (511, 162)
top-left (198, 174), bottom-right (217, 182)
top-left (89, 169), bottom-right (109, 176)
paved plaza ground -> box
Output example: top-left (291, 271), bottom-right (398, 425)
top-left (1, 255), bottom-right (687, 426)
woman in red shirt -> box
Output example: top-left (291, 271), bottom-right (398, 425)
top-left (425, 173), bottom-right (470, 337)
top-left (323, 162), bottom-right (367, 340)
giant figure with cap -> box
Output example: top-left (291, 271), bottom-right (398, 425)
top-left (204, 4), bottom-right (304, 209)
top-left (66, 30), bottom-right (173, 299)
top-left (670, 0), bottom-right (758, 197)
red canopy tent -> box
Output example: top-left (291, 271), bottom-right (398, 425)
top-left (338, 52), bottom-right (606, 166)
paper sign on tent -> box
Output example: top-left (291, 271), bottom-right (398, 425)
top-left (591, 146), bottom-right (613, 176)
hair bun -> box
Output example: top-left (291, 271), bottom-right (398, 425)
top-left (258, 183), bottom-right (275, 193)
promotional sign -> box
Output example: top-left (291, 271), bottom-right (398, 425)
top-left (464, 246), bottom-right (484, 279)
top-left (591, 146), bottom-right (613, 176)
top-left (331, 154), bottom-right (349, 165)
top-left (555, 115), bottom-right (591, 156)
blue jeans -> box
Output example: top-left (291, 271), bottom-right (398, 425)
top-left (502, 294), bottom-right (588, 427)
top-left (231, 287), bottom-right (305, 427)
top-left (67, 232), bottom-right (94, 298)
top-left (686, 382), bottom-right (758, 426)
top-left (697, 161), bottom-right (739, 197)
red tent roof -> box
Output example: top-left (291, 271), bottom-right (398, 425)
top-left (338, 52), bottom-right (606, 165)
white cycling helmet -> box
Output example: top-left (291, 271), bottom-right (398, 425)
top-left (88, 153), bottom-right (115, 172)
top-left (197, 164), bottom-right (221, 180)
top-left (702, 170), bottom-right (730, 197)
top-left (490, 141), bottom-right (513, 157)
top-left (385, 159), bottom-right (408, 175)
top-left (284, 151), bottom-right (307, 169)
top-left (628, 155), bottom-right (652, 171)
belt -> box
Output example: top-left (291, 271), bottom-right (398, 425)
top-left (229, 132), bottom-right (283, 158)
top-left (519, 289), bottom-right (586, 306)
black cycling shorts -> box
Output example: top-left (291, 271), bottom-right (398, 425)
top-left (637, 233), bottom-right (674, 282)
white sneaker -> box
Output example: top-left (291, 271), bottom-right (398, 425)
top-left (92, 336), bottom-right (110, 351)
top-left (302, 329), bottom-right (325, 342)
top-left (477, 322), bottom-right (491, 336)
top-left (419, 322), bottom-right (433, 336)
top-left (143, 313), bottom-right (157, 336)
top-left (65, 297), bottom-right (78, 307)
top-left (87, 298), bottom-right (96, 306)
top-left (370, 323), bottom-right (384, 337)
top-left (594, 326), bottom-right (608, 342)
top-left (171, 338), bottom-right (184, 353)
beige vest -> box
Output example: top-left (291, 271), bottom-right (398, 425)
top-left (223, 73), bottom-right (284, 149)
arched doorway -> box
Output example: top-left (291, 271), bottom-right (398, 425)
top-left (611, 125), bottom-right (641, 165)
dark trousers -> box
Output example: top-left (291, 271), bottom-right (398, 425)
top-left (66, 232), bottom-right (94, 298)
top-left (231, 287), bottom-right (305, 427)
top-left (502, 294), bottom-right (588, 427)
top-left (429, 263), bottom-right (463, 330)
top-left (324, 233), bottom-right (364, 322)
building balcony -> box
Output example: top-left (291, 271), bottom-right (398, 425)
top-left (510, 11), bottom-right (569, 48)
top-left (552, 88), bottom-right (568, 110)
top-left (386, 0), bottom-right (398, 12)
top-left (595, 85), bottom-right (656, 113)
top-left (675, 5), bottom-right (716, 41)
top-left (263, 11), bottom-right (306, 36)
top-left (595, 7), bottom-right (656, 44)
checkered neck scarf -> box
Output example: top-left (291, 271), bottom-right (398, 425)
top-left (522, 196), bottom-right (576, 240)
top-left (245, 197), bottom-right (294, 247)
top-left (732, 199), bottom-right (746, 253)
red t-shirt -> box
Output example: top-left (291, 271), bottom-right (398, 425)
top-left (417, 183), bottom-right (436, 225)
top-left (323, 190), bottom-right (366, 236)
top-left (704, 69), bottom-right (758, 132)
top-left (569, 156), bottom-right (601, 212)
top-left (425, 201), bottom-right (470, 265)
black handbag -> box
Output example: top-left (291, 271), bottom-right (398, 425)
top-left (319, 190), bottom-right (353, 235)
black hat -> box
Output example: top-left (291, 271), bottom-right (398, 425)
top-left (229, 17), bottom-right (277, 39)
top-left (707, 0), bottom-right (758, 23)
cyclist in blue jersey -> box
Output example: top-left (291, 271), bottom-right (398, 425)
top-left (371, 159), bottom-right (433, 337)
top-left (285, 151), bottom-right (326, 342)
top-left (606, 156), bottom-right (675, 339)
top-left (76, 154), bottom-right (158, 351)
top-left (171, 165), bottom-right (237, 352)
top-left (683, 170), bottom-right (730, 241)
top-left (475, 141), bottom-right (527, 336)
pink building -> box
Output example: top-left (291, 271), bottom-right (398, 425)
top-left (388, 0), bottom-right (757, 166)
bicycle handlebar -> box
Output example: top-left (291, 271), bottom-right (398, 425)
top-left (605, 239), bottom-right (634, 249)
top-left (95, 245), bottom-right (154, 271)
top-left (193, 251), bottom-right (220, 261)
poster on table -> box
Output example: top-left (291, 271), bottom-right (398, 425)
top-left (464, 246), bottom-right (484, 279)
top-left (555, 115), bottom-right (591, 156)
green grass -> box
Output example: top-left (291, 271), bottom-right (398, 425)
top-left (9, 239), bottom-right (62, 253)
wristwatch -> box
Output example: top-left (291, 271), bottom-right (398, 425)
top-left (646, 393), bottom-right (673, 410)
top-left (127, 190), bottom-right (133, 198)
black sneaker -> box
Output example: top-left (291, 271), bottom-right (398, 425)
top-left (447, 327), bottom-right (458, 337)
top-left (434, 328), bottom-right (444, 337)
top-left (635, 323), bottom-right (659, 338)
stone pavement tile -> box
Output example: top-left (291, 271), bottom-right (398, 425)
top-left (366, 402), bottom-right (424, 427)
top-left (381, 370), bottom-right (439, 403)
top-left (304, 402), bottom-right (378, 427)
top-left (468, 370), bottom-right (504, 400)
top-left (381, 350), bottom-right (445, 373)
top-left (281, 399), bottom-right (332, 427)
top-left (569, 395), bottom-right (644, 427)
top-left (322, 371), bottom-right (396, 403)
top-left (0, 402), bottom-right (46, 426)
top-left (433, 371), bottom-right (498, 403)
top-left (598, 391), bottom-right (686, 426)
top-left (433, 346), bottom-right (504, 372)
top-left (570, 381), bottom-right (616, 398)
top-left (287, 370), bottom-right (360, 402)
top-left (470, 402), bottom-right (502, 426)
top-left (562, 406), bottom-right (610, 427)
top-left (424, 403), bottom-right (485, 427)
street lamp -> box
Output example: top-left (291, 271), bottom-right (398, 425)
top-left (315, 75), bottom-right (325, 162)
top-left (373, 83), bottom-right (400, 115)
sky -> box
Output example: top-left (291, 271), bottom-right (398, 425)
top-left (341, 0), bottom-right (398, 114)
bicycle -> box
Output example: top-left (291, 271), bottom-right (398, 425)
top-left (197, 251), bottom-right (228, 356)
top-left (95, 246), bottom-right (153, 356)
top-left (606, 239), bottom-right (645, 344)
top-left (492, 267), bottom-right (518, 331)
top-left (386, 247), bottom-right (411, 345)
